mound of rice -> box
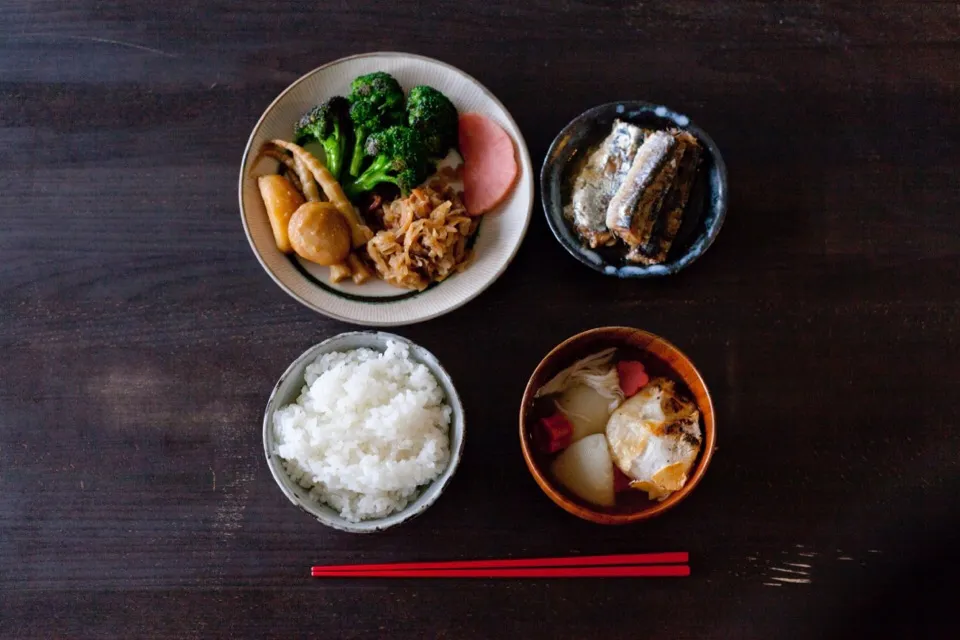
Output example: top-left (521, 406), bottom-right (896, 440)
top-left (273, 340), bottom-right (451, 522)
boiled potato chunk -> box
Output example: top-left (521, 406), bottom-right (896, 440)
top-left (288, 202), bottom-right (352, 266)
top-left (556, 384), bottom-right (612, 443)
top-left (257, 174), bottom-right (304, 253)
top-left (550, 433), bottom-right (615, 507)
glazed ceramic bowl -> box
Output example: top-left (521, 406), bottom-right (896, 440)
top-left (541, 101), bottom-right (727, 278)
top-left (240, 52), bottom-right (534, 326)
top-left (519, 327), bottom-right (715, 524)
top-left (263, 331), bottom-right (465, 533)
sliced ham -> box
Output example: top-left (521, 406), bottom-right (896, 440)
top-left (458, 112), bottom-right (519, 215)
top-left (617, 360), bottom-right (649, 397)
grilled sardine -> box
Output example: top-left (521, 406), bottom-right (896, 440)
top-left (605, 131), bottom-right (677, 248)
top-left (564, 120), bottom-right (644, 248)
top-left (629, 132), bottom-right (701, 264)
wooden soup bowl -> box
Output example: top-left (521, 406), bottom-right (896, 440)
top-left (519, 327), bottom-right (716, 524)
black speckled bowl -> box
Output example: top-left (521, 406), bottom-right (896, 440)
top-left (541, 101), bottom-right (727, 277)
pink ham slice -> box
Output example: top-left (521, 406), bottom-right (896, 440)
top-left (458, 113), bottom-right (519, 215)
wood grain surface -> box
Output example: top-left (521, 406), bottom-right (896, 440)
top-left (2, 1), bottom-right (959, 638)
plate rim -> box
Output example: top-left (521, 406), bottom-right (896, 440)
top-left (238, 51), bottom-right (534, 326)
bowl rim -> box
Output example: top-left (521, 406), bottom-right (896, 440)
top-left (539, 100), bottom-right (728, 279)
top-left (518, 326), bottom-right (716, 524)
top-left (262, 331), bottom-right (466, 532)
top-left (238, 51), bottom-right (535, 326)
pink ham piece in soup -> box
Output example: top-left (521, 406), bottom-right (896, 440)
top-left (458, 113), bottom-right (519, 215)
top-left (617, 360), bottom-right (650, 397)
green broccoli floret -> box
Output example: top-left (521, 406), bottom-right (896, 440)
top-left (343, 126), bottom-right (429, 199)
top-left (347, 72), bottom-right (405, 177)
top-left (406, 85), bottom-right (458, 157)
top-left (294, 96), bottom-right (351, 180)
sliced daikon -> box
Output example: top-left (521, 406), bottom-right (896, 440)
top-left (550, 433), bottom-right (615, 507)
top-left (556, 384), bottom-right (612, 442)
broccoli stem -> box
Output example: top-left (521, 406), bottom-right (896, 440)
top-left (343, 155), bottom-right (397, 199)
top-left (321, 139), bottom-right (342, 180)
top-left (348, 129), bottom-right (368, 177)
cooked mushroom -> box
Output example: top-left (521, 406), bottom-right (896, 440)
top-left (259, 148), bottom-right (303, 194)
top-left (292, 155), bottom-right (321, 202)
top-left (267, 139), bottom-right (372, 247)
top-left (255, 140), bottom-right (376, 284)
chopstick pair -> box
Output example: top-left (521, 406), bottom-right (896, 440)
top-left (311, 552), bottom-right (690, 579)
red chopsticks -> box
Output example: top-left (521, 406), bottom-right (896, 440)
top-left (311, 565), bottom-right (689, 578)
top-left (311, 552), bottom-right (689, 579)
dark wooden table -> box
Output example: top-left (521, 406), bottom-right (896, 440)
top-left (3, 2), bottom-right (959, 637)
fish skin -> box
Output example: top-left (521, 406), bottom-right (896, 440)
top-left (630, 132), bottom-right (701, 264)
top-left (566, 123), bottom-right (703, 265)
top-left (604, 131), bottom-right (675, 242)
top-left (565, 120), bottom-right (644, 248)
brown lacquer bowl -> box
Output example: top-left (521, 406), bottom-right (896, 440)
top-left (519, 327), bottom-right (716, 524)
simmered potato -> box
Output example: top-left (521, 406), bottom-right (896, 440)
top-left (550, 433), bottom-right (615, 507)
top-left (257, 174), bottom-right (304, 253)
top-left (288, 202), bottom-right (352, 266)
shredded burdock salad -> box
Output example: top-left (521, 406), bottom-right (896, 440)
top-left (366, 182), bottom-right (479, 291)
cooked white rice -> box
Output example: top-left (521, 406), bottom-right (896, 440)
top-left (272, 340), bottom-right (451, 522)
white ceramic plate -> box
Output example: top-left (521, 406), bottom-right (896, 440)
top-left (239, 52), bottom-right (534, 326)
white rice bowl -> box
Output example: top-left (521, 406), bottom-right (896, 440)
top-left (272, 340), bottom-right (452, 522)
